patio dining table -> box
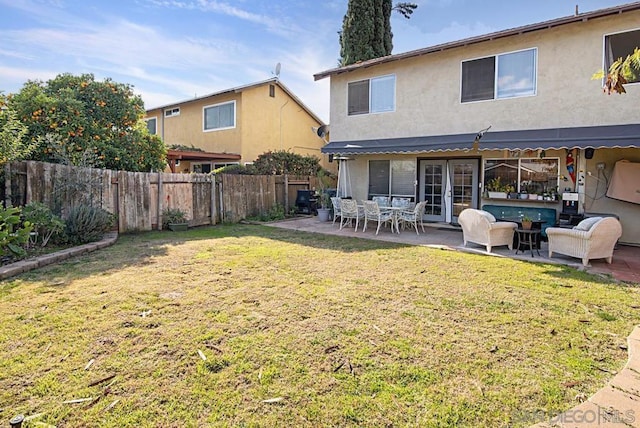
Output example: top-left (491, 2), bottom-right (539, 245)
top-left (358, 204), bottom-right (406, 234)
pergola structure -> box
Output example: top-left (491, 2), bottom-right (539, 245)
top-left (166, 150), bottom-right (241, 173)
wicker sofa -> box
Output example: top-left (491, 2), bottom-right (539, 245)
top-left (458, 208), bottom-right (518, 253)
top-left (546, 216), bottom-right (622, 266)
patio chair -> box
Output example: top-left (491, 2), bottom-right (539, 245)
top-left (546, 216), bottom-right (622, 266)
top-left (339, 199), bottom-right (364, 231)
top-left (372, 196), bottom-right (391, 207)
top-left (330, 197), bottom-right (342, 225)
top-left (398, 201), bottom-right (427, 235)
top-left (362, 200), bottom-right (395, 235)
top-left (458, 208), bottom-right (517, 253)
top-left (391, 197), bottom-right (412, 208)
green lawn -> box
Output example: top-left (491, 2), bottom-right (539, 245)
top-left (1, 224), bottom-right (638, 427)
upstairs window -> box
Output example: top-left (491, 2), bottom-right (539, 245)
top-left (145, 117), bottom-right (157, 135)
top-left (605, 29), bottom-right (640, 84)
top-left (462, 48), bottom-right (537, 102)
top-left (348, 75), bottom-right (395, 115)
top-left (203, 101), bottom-right (235, 131)
top-left (165, 107), bottom-right (180, 117)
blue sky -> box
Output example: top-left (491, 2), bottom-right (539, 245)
top-left (0, 0), bottom-right (628, 122)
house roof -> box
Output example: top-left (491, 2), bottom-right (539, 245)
top-left (166, 150), bottom-right (241, 161)
top-left (320, 124), bottom-right (640, 155)
top-left (146, 78), bottom-right (325, 125)
top-left (314, 1), bottom-right (640, 81)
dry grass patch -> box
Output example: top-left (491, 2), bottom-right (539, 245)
top-left (0, 224), bottom-right (638, 427)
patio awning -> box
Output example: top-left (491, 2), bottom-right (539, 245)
top-left (321, 133), bottom-right (477, 155)
top-left (321, 124), bottom-right (640, 155)
top-left (477, 124), bottom-right (640, 151)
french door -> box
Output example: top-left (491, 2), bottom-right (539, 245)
top-left (419, 158), bottom-right (479, 224)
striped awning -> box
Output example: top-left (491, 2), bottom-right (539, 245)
top-left (321, 124), bottom-right (640, 155)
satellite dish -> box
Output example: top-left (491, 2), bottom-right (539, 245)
top-left (274, 62), bottom-right (281, 78)
top-left (317, 124), bottom-right (329, 138)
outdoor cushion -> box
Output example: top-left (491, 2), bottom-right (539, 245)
top-left (574, 216), bottom-right (602, 231)
top-left (478, 211), bottom-right (496, 223)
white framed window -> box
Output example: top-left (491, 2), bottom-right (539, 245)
top-left (461, 48), bottom-right (537, 103)
top-left (165, 107), bottom-right (180, 117)
top-left (368, 159), bottom-right (415, 199)
top-left (604, 28), bottom-right (640, 84)
top-left (145, 117), bottom-right (157, 134)
top-left (203, 101), bottom-right (236, 131)
top-left (483, 157), bottom-right (559, 194)
top-left (347, 74), bottom-right (396, 116)
top-left (193, 163), bottom-right (211, 173)
top-left (214, 162), bottom-right (240, 169)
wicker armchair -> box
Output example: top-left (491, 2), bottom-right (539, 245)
top-left (546, 217), bottom-right (622, 266)
top-left (458, 208), bottom-right (517, 253)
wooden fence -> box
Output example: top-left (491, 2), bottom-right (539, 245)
top-left (2, 161), bottom-right (333, 233)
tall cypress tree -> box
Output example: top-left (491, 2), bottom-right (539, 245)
top-left (339, 0), bottom-right (417, 66)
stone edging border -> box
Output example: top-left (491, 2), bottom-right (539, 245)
top-left (0, 232), bottom-right (118, 281)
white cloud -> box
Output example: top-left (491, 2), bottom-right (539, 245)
top-left (0, 65), bottom-right (59, 91)
top-left (145, 0), bottom-right (302, 38)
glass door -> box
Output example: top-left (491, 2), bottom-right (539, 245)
top-left (449, 159), bottom-right (479, 224)
top-left (419, 159), bottom-right (479, 224)
top-left (419, 160), bottom-right (446, 222)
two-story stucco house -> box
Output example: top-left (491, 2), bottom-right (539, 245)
top-left (315, 2), bottom-right (640, 245)
top-left (145, 78), bottom-right (329, 173)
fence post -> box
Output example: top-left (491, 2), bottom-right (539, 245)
top-left (210, 174), bottom-right (216, 225)
top-left (284, 174), bottom-right (289, 211)
top-left (4, 163), bottom-right (11, 207)
top-left (157, 172), bottom-right (163, 230)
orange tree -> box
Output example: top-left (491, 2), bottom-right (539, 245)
top-left (8, 73), bottom-right (165, 172)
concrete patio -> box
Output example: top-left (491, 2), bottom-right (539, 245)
top-left (267, 216), bottom-right (640, 285)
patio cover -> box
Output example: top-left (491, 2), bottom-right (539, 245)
top-left (321, 124), bottom-right (640, 155)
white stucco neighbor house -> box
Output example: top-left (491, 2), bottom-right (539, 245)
top-left (315, 2), bottom-right (640, 245)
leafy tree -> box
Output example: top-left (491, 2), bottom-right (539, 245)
top-left (0, 93), bottom-right (35, 166)
top-left (217, 150), bottom-right (322, 176)
top-left (252, 150), bottom-right (321, 176)
top-left (8, 73), bottom-right (166, 172)
top-left (339, 0), bottom-right (417, 66)
top-left (592, 47), bottom-right (640, 94)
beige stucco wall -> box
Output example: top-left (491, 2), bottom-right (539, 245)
top-left (582, 148), bottom-right (640, 245)
top-left (329, 10), bottom-right (640, 142)
top-left (341, 148), bottom-right (640, 245)
top-left (239, 85), bottom-right (330, 168)
top-left (146, 83), bottom-right (333, 171)
top-left (147, 93), bottom-right (242, 155)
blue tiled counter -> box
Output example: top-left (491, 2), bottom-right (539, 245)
top-left (482, 204), bottom-right (558, 237)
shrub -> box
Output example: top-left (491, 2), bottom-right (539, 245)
top-left (162, 208), bottom-right (187, 228)
top-left (247, 204), bottom-right (286, 222)
top-left (0, 206), bottom-right (33, 257)
top-left (22, 202), bottom-right (65, 247)
top-left (64, 205), bottom-right (114, 245)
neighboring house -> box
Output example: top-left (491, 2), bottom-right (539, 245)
top-left (145, 78), bottom-right (329, 173)
top-left (315, 2), bottom-right (640, 245)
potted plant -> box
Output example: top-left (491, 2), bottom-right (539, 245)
top-left (526, 183), bottom-right (539, 200)
top-left (485, 177), bottom-right (508, 199)
top-left (315, 169), bottom-right (333, 222)
top-left (521, 215), bottom-right (533, 230)
top-left (162, 207), bottom-right (189, 231)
